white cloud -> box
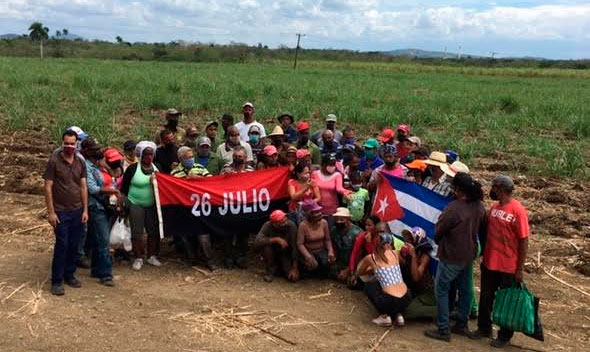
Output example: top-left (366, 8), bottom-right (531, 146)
top-left (0, 1), bottom-right (588, 58)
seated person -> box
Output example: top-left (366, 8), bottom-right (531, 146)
top-left (254, 210), bottom-right (299, 283)
top-left (399, 227), bottom-right (436, 320)
top-left (356, 232), bottom-right (411, 327)
top-left (297, 200), bottom-right (335, 278)
top-left (347, 215), bottom-right (381, 288)
top-left (330, 208), bottom-right (362, 282)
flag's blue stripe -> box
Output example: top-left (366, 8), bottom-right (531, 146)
top-left (397, 207), bottom-right (436, 240)
top-left (385, 174), bottom-right (451, 211)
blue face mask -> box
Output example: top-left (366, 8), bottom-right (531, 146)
top-left (343, 138), bottom-right (356, 145)
top-left (183, 157), bottom-right (195, 169)
top-left (249, 135), bottom-right (260, 144)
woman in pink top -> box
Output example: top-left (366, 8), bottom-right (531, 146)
top-left (297, 200), bottom-right (335, 278)
top-left (311, 154), bottom-right (352, 217)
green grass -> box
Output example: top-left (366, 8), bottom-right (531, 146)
top-left (0, 57), bottom-right (588, 178)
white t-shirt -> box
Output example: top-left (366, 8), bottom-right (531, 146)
top-left (235, 121), bottom-right (266, 142)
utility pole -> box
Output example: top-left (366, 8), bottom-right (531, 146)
top-left (293, 33), bottom-right (305, 69)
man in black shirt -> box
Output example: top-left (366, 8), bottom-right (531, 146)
top-left (154, 129), bottom-right (178, 174)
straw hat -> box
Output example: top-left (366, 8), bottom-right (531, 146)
top-left (441, 161), bottom-right (470, 178)
top-left (423, 151), bottom-right (448, 167)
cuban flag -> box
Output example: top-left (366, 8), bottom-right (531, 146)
top-left (372, 173), bottom-right (452, 244)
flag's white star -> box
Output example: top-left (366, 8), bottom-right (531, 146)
top-left (377, 196), bottom-right (389, 215)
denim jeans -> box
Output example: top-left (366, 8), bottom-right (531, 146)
top-left (87, 207), bottom-right (113, 280)
top-left (51, 208), bottom-right (83, 285)
top-left (435, 261), bottom-right (472, 331)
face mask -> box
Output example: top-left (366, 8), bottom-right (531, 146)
top-left (489, 189), bottom-right (498, 200)
top-left (183, 157), bottom-right (195, 169)
top-left (249, 135), bottom-right (260, 144)
top-left (324, 141), bottom-right (333, 148)
top-left (229, 136), bottom-right (240, 145)
top-left (335, 222), bottom-right (346, 229)
top-left (352, 184), bottom-right (361, 191)
top-left (271, 139), bottom-right (282, 147)
top-left (326, 166), bottom-right (336, 174)
top-left (164, 142), bottom-right (175, 149)
top-left (197, 149), bottom-right (209, 158)
top-left (108, 162), bottom-right (122, 170)
top-left (63, 145), bottom-right (76, 156)
top-left (343, 138), bottom-right (356, 145)
top-left (311, 213), bottom-right (323, 222)
top-left (233, 158), bottom-right (245, 166)
top-left (299, 136), bottom-right (309, 145)
top-left (365, 150), bottom-right (376, 159)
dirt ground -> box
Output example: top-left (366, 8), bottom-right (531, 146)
top-left (0, 129), bottom-right (589, 352)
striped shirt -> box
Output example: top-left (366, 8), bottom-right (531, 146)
top-left (171, 163), bottom-right (211, 178)
top-left (421, 175), bottom-right (452, 197)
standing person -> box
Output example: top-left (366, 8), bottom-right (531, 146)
top-left (469, 175), bottom-right (530, 348)
top-left (277, 112), bottom-right (298, 144)
top-left (312, 114), bottom-right (342, 145)
top-left (103, 148), bottom-right (125, 189)
top-left (154, 129), bottom-right (178, 174)
top-left (356, 232), bottom-right (411, 327)
top-left (331, 207), bottom-right (362, 282)
top-left (377, 128), bottom-right (395, 159)
top-left (257, 145), bottom-right (280, 170)
top-left (341, 126), bottom-right (356, 147)
top-left (368, 145), bottom-right (407, 191)
top-left (203, 121), bottom-right (221, 151)
top-left (183, 127), bottom-right (199, 150)
top-left (254, 210), bottom-right (299, 282)
top-left (220, 114), bottom-right (234, 140)
top-left (311, 154), bottom-right (352, 223)
top-left (359, 139), bottom-right (384, 185)
top-left (424, 172), bottom-right (487, 342)
top-left (171, 146), bottom-right (211, 178)
top-left (82, 139), bottom-right (117, 287)
top-left (121, 141), bottom-right (161, 271)
top-left (422, 151), bottom-right (453, 197)
top-left (318, 130), bottom-right (341, 156)
top-left (235, 102), bottom-right (266, 142)
top-left (155, 108), bottom-right (185, 145)
top-left (268, 125), bottom-right (287, 149)
top-left (196, 137), bottom-right (221, 175)
top-left (44, 130), bottom-right (89, 296)
top-left (394, 124), bottom-right (411, 160)
top-left (219, 147), bottom-right (254, 269)
top-left (295, 122), bottom-right (321, 165)
top-left (247, 125), bottom-right (264, 164)
top-left (297, 200), bottom-right (336, 278)
top-left (216, 125), bottom-right (254, 167)
top-left (122, 140), bottom-right (137, 172)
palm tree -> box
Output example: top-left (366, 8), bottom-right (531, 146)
top-left (28, 22), bottom-right (49, 58)
top-left (62, 28), bottom-right (68, 37)
top-left (55, 30), bottom-right (61, 38)
top-left (116, 36), bottom-right (123, 43)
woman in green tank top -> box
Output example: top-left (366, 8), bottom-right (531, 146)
top-left (121, 141), bottom-right (161, 271)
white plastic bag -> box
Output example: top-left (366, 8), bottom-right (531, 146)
top-left (109, 217), bottom-right (132, 251)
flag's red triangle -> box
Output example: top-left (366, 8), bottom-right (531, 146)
top-left (371, 175), bottom-right (404, 222)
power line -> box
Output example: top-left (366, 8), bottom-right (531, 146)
top-left (293, 33), bottom-right (306, 69)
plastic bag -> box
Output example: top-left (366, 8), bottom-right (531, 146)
top-left (109, 217), bottom-right (132, 251)
top-left (492, 283), bottom-right (536, 335)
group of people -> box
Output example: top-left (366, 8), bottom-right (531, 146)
top-left (43, 102), bottom-right (531, 348)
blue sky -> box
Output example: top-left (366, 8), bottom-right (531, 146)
top-left (1, 1), bottom-right (588, 59)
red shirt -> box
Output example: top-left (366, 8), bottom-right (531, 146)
top-left (348, 231), bottom-right (379, 274)
top-left (288, 179), bottom-right (318, 212)
top-left (483, 199), bottom-right (529, 274)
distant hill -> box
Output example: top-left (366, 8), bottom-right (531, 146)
top-left (382, 48), bottom-right (485, 59)
top-left (0, 33), bottom-right (21, 40)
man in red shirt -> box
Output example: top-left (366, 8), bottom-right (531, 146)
top-left (469, 175), bottom-right (530, 348)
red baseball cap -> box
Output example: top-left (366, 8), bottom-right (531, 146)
top-left (397, 124), bottom-right (411, 134)
top-left (378, 128), bottom-right (395, 143)
top-left (270, 210), bottom-right (287, 223)
top-left (263, 145), bottom-right (278, 156)
top-left (297, 122), bottom-right (310, 131)
top-left (104, 148), bottom-right (123, 163)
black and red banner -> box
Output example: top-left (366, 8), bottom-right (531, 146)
top-left (155, 167), bottom-right (290, 237)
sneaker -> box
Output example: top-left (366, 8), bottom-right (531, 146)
top-left (146, 256), bottom-right (162, 267)
top-left (132, 258), bottom-right (143, 271)
top-left (424, 329), bottom-right (451, 342)
top-left (51, 283), bottom-right (65, 296)
top-left (371, 315), bottom-right (392, 327)
top-left (100, 278), bottom-right (115, 287)
top-left (490, 338), bottom-right (510, 348)
top-left (64, 277), bottom-right (82, 288)
top-left (395, 313), bottom-right (405, 327)
top-left (467, 329), bottom-right (492, 340)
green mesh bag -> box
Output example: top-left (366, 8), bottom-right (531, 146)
top-left (492, 283), bottom-right (535, 334)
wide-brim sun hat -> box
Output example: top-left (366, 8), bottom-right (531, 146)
top-left (440, 161), bottom-right (470, 178)
top-left (423, 151), bottom-right (448, 167)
